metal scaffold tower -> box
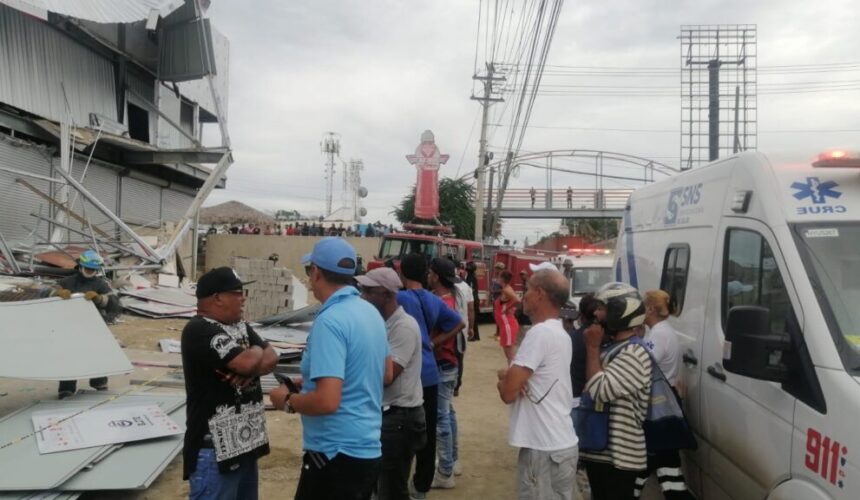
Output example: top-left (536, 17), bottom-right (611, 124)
top-left (680, 25), bottom-right (757, 170)
top-left (348, 159), bottom-right (367, 220)
top-left (321, 132), bottom-right (341, 216)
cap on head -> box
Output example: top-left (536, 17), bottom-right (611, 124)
top-left (494, 261), bottom-right (506, 270)
top-left (595, 281), bottom-right (645, 333)
top-left (430, 257), bottom-right (461, 286)
top-left (301, 237), bottom-right (357, 275)
top-left (196, 267), bottom-right (255, 298)
top-left (355, 267), bottom-right (402, 293)
top-left (78, 249), bottom-right (104, 270)
top-left (529, 261), bottom-right (558, 273)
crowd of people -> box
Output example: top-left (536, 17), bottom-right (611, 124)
top-left (178, 236), bottom-right (694, 500)
top-left (207, 221), bottom-right (395, 238)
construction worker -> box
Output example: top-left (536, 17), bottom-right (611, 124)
top-left (54, 249), bottom-right (122, 398)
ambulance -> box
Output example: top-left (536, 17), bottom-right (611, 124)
top-left (615, 151), bottom-right (860, 499)
top-left (560, 249), bottom-right (614, 307)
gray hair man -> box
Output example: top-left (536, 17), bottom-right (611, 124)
top-left (357, 267), bottom-right (426, 500)
top-left (497, 270), bottom-right (580, 500)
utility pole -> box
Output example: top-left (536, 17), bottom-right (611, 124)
top-left (470, 62), bottom-right (504, 242)
top-left (321, 132), bottom-right (340, 217)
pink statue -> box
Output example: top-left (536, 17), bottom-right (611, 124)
top-left (406, 130), bottom-right (449, 220)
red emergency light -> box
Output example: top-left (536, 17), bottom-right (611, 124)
top-left (813, 150), bottom-right (860, 168)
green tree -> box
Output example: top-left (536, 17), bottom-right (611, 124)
top-left (392, 178), bottom-right (475, 238)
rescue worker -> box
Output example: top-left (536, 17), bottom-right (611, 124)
top-left (54, 249), bottom-right (121, 398)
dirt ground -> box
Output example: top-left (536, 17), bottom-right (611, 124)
top-left (0, 315), bottom-right (662, 499)
top-left (101, 317), bottom-right (519, 500)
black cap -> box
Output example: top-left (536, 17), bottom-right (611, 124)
top-left (195, 267), bottom-right (255, 298)
top-left (430, 257), bottom-right (462, 286)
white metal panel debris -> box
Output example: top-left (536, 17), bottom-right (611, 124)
top-left (0, 392), bottom-right (184, 491)
top-left (0, 0), bottom-right (184, 24)
top-left (0, 297), bottom-right (132, 381)
top-left (32, 404), bottom-right (183, 454)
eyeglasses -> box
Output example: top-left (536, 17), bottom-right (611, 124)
top-left (526, 378), bottom-right (559, 405)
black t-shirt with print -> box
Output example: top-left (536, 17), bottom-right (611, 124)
top-left (181, 316), bottom-right (271, 478)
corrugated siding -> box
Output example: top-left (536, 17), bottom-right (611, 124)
top-left (0, 134), bottom-right (53, 244)
top-left (0, 4), bottom-right (117, 125)
top-left (120, 176), bottom-right (161, 228)
top-left (178, 25), bottom-right (229, 120)
top-left (66, 158), bottom-right (119, 237)
top-left (127, 68), bottom-right (155, 106)
top-left (161, 188), bottom-right (193, 222)
top-left (156, 84), bottom-right (192, 149)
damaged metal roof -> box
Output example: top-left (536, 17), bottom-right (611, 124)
top-left (0, 0), bottom-right (185, 24)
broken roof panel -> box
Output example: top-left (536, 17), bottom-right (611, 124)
top-left (0, 393), bottom-right (185, 491)
top-left (0, 297), bottom-right (132, 381)
top-left (0, 0), bottom-right (185, 24)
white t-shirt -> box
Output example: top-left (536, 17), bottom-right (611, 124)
top-left (644, 319), bottom-right (682, 386)
top-left (453, 282), bottom-right (473, 353)
top-left (508, 318), bottom-right (578, 451)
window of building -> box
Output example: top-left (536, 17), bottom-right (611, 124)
top-left (127, 103), bottom-right (150, 143)
top-left (722, 228), bottom-right (793, 335)
top-left (659, 244), bottom-right (690, 316)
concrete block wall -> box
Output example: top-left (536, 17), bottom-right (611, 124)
top-left (204, 235), bottom-right (382, 276)
top-left (232, 257), bottom-right (296, 321)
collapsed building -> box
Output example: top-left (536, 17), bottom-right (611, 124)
top-left (0, 0), bottom-right (232, 277)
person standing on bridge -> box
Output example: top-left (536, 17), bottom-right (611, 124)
top-left (530, 187), bottom-right (537, 208)
top-left (567, 186), bottom-right (573, 208)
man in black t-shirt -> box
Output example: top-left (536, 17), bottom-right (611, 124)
top-left (181, 267), bottom-right (278, 500)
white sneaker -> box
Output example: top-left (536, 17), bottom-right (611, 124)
top-left (453, 460), bottom-right (463, 476)
top-left (431, 470), bottom-right (456, 489)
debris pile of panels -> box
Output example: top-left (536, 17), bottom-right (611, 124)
top-left (0, 296), bottom-right (186, 498)
top-left (120, 285), bottom-right (197, 319)
top-left (233, 257), bottom-right (304, 321)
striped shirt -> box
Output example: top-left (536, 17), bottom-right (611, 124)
top-left (580, 342), bottom-right (652, 471)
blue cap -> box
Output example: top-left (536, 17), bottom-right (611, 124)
top-left (301, 237), bottom-right (357, 276)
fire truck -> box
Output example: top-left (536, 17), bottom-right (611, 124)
top-left (368, 226), bottom-right (560, 313)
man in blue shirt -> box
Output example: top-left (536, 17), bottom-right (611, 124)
top-left (396, 253), bottom-right (464, 499)
top-left (270, 237), bottom-right (388, 500)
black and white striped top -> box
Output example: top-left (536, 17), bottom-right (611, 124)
top-left (580, 342), bottom-right (652, 471)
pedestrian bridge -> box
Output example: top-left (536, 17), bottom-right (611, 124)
top-left (492, 188), bottom-right (633, 218)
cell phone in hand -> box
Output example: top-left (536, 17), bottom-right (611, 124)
top-left (273, 372), bottom-right (299, 393)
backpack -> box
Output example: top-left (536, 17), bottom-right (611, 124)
top-left (574, 337), bottom-right (697, 453)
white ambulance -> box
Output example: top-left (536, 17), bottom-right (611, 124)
top-left (615, 151), bottom-right (860, 499)
top-left (561, 250), bottom-right (615, 307)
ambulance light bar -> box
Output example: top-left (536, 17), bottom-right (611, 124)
top-left (813, 150), bottom-right (860, 168)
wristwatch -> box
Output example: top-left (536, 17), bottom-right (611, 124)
top-left (284, 392), bottom-right (296, 414)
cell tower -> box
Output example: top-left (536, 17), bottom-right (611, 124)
top-left (348, 159), bottom-right (367, 220)
top-left (321, 132), bottom-right (341, 216)
top-left (680, 25), bottom-right (757, 170)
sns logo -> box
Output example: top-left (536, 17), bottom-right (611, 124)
top-left (805, 428), bottom-right (848, 489)
top-left (792, 178), bottom-right (847, 215)
top-left (664, 183), bottom-right (703, 225)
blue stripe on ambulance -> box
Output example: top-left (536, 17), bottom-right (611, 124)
top-left (623, 208), bottom-right (638, 288)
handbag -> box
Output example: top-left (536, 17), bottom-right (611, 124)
top-left (572, 341), bottom-right (627, 452)
top-left (629, 336), bottom-right (698, 451)
top-left (572, 392), bottom-right (610, 451)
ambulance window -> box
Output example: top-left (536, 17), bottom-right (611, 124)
top-left (659, 244), bottom-right (690, 316)
top-left (723, 229), bottom-right (794, 335)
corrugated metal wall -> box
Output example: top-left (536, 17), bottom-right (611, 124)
top-left (161, 188), bottom-right (194, 223)
top-left (0, 5), bottom-right (117, 126)
top-left (120, 176), bottom-right (161, 228)
top-left (0, 135), bottom-right (53, 244)
top-left (65, 158), bottom-right (119, 237)
top-left (156, 84), bottom-right (193, 149)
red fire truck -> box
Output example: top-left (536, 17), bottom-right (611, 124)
top-left (368, 225), bottom-right (560, 313)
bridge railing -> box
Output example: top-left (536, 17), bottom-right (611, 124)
top-left (496, 188), bottom-right (634, 210)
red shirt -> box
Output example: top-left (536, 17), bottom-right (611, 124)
top-left (432, 293), bottom-right (459, 367)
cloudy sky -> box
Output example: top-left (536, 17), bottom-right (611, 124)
top-left (202, 0), bottom-right (860, 244)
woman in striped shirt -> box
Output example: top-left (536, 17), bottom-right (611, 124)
top-left (580, 282), bottom-right (653, 500)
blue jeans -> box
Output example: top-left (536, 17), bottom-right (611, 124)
top-left (189, 448), bottom-right (259, 500)
top-left (436, 364), bottom-right (459, 476)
